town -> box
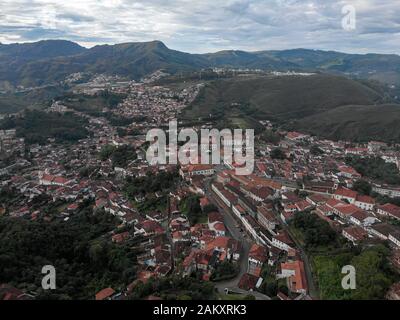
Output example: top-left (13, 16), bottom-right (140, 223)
top-left (1, 72), bottom-right (400, 301)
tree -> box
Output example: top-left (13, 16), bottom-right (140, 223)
top-left (310, 145), bottom-right (324, 156)
top-left (353, 180), bottom-right (372, 195)
top-left (270, 148), bottom-right (286, 160)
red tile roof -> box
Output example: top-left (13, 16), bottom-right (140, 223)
top-left (95, 288), bottom-right (115, 300)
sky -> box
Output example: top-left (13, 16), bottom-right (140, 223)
top-left (0, 0), bottom-right (399, 54)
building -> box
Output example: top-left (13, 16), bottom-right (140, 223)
top-left (256, 206), bottom-right (277, 233)
top-left (377, 203), bottom-right (400, 221)
top-left (373, 185), bottom-right (400, 198)
top-left (279, 260), bottom-right (308, 294)
top-left (248, 244), bottom-right (268, 276)
top-left (180, 164), bottom-right (215, 178)
top-left (342, 226), bottom-right (368, 245)
top-left (272, 232), bottom-right (294, 252)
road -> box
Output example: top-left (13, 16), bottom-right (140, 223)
top-left (204, 178), bottom-right (258, 296)
top-left (275, 210), bottom-right (319, 299)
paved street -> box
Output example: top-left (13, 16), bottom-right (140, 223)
top-left (204, 178), bottom-right (269, 298)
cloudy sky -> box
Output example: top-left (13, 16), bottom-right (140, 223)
top-left (0, 0), bottom-right (399, 54)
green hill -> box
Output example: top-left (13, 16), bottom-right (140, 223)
top-left (182, 74), bottom-right (383, 122)
top-left (288, 104), bottom-right (400, 143)
top-left (181, 74), bottom-right (400, 142)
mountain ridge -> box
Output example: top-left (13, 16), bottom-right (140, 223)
top-left (1, 39), bottom-right (400, 90)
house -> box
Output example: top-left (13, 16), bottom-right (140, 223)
top-left (238, 273), bottom-right (263, 291)
top-left (180, 164), bottom-right (215, 178)
top-left (342, 226), bottom-right (368, 245)
top-left (286, 132), bottom-right (308, 141)
top-left (232, 204), bottom-right (247, 219)
top-left (206, 236), bottom-right (241, 261)
top-left (337, 166), bottom-right (361, 179)
top-left (240, 185), bottom-right (274, 202)
top-left (257, 206), bottom-right (277, 232)
top-left (248, 244), bottom-right (268, 276)
top-left (135, 220), bottom-right (165, 236)
top-left (211, 183), bottom-right (237, 208)
top-left (333, 187), bottom-right (357, 204)
top-left (208, 211), bottom-right (224, 226)
top-left (295, 200), bottom-right (313, 212)
top-left (306, 194), bottom-right (329, 206)
top-left (95, 287), bottom-right (116, 300)
top-left (316, 204), bottom-right (334, 217)
top-left (327, 198), bottom-right (360, 220)
top-left (209, 222), bottom-right (226, 237)
top-left (272, 231), bottom-right (294, 252)
top-left (279, 260), bottom-right (308, 294)
top-left (368, 223), bottom-right (397, 240)
top-left (389, 231), bottom-right (400, 248)
top-left (377, 203), bottom-right (400, 221)
top-left (354, 195), bottom-right (375, 211)
top-left (112, 231), bottom-right (130, 243)
top-left (349, 210), bottom-right (377, 227)
top-left (372, 185), bottom-right (400, 198)
top-left (242, 215), bottom-right (265, 245)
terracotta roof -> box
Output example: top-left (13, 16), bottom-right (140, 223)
top-left (281, 260), bottom-right (307, 293)
top-left (334, 187), bottom-right (357, 199)
top-left (208, 211), bottom-right (224, 223)
top-left (249, 244), bottom-right (268, 263)
top-left (378, 203), bottom-right (400, 218)
top-left (356, 195), bottom-right (375, 204)
top-left (95, 288), bottom-right (115, 300)
top-left (343, 226), bottom-right (368, 241)
top-left (238, 273), bottom-right (259, 291)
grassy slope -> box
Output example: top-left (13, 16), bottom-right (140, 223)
top-left (290, 104), bottom-right (400, 142)
top-left (183, 74), bottom-right (382, 121)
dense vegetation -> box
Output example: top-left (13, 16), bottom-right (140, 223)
top-left (0, 85), bottom-right (68, 114)
top-left (211, 261), bottom-right (239, 282)
top-left (0, 110), bottom-right (88, 144)
top-left (346, 156), bottom-right (400, 185)
top-left (124, 169), bottom-right (180, 198)
top-left (129, 275), bottom-right (216, 300)
top-left (313, 245), bottom-right (398, 300)
top-left (270, 148), bottom-right (287, 160)
top-left (179, 194), bottom-right (204, 225)
top-left (0, 209), bottom-right (137, 299)
top-left (61, 91), bottom-right (127, 115)
top-left (99, 145), bottom-right (137, 168)
top-left (291, 212), bottom-right (339, 249)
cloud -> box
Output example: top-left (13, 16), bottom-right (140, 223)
top-left (0, 0), bottom-right (399, 54)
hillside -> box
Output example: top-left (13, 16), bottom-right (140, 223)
top-left (0, 41), bottom-right (207, 88)
top-left (1, 40), bottom-right (400, 89)
top-left (182, 74), bottom-right (383, 122)
top-left (289, 104), bottom-right (400, 143)
top-left (180, 74), bottom-right (400, 142)
top-left (0, 40), bottom-right (86, 61)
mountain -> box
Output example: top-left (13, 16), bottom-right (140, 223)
top-left (0, 40), bottom-right (208, 89)
top-left (1, 40), bottom-right (400, 90)
top-left (0, 40), bottom-right (86, 61)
